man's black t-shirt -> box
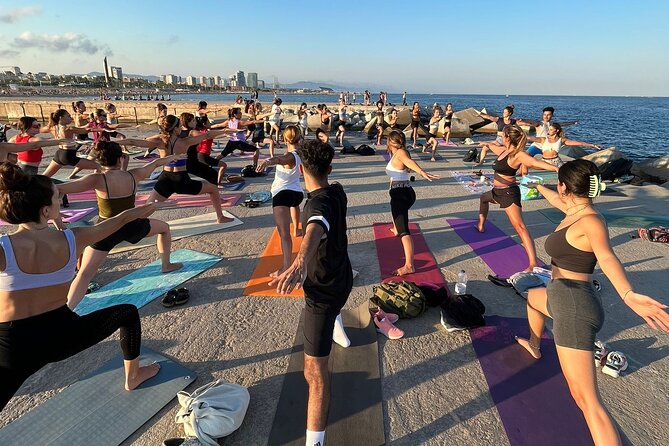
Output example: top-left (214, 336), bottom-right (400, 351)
top-left (302, 182), bottom-right (352, 306)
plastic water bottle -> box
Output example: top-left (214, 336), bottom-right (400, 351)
top-left (455, 270), bottom-right (468, 295)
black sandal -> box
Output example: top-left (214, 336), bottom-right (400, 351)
top-left (161, 288), bottom-right (189, 308)
top-left (488, 275), bottom-right (512, 287)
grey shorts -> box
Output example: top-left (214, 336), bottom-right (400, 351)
top-left (546, 279), bottom-right (604, 351)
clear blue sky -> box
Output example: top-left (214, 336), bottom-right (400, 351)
top-left (0, 0), bottom-right (667, 96)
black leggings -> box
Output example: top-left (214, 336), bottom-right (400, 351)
top-left (221, 140), bottom-right (257, 157)
top-left (389, 186), bottom-right (416, 237)
top-left (186, 146), bottom-right (218, 184)
top-left (0, 304), bottom-right (141, 410)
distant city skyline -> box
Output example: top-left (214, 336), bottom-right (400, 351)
top-left (0, 1), bottom-right (667, 96)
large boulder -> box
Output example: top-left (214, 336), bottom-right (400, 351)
top-left (579, 147), bottom-right (622, 166)
top-left (631, 155), bottom-right (669, 183)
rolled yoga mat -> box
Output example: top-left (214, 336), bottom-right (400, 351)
top-left (0, 348), bottom-right (196, 446)
top-left (540, 208), bottom-right (669, 228)
top-left (75, 248), bottom-right (222, 315)
top-left (243, 226), bottom-right (303, 297)
top-left (373, 222), bottom-right (446, 286)
top-left (267, 303), bottom-right (384, 446)
top-left (446, 218), bottom-right (546, 278)
top-left (470, 316), bottom-right (592, 445)
top-left (109, 211), bottom-right (242, 254)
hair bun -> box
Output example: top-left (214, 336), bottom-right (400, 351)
top-left (0, 162), bottom-right (30, 192)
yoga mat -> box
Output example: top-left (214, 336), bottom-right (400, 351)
top-left (381, 151), bottom-right (391, 161)
top-left (0, 207), bottom-right (96, 226)
top-left (75, 248), bottom-right (222, 315)
top-left (268, 304), bottom-right (384, 446)
top-left (438, 140), bottom-right (457, 147)
top-left (133, 152), bottom-right (160, 162)
top-left (226, 166), bottom-right (273, 175)
top-left (447, 219), bottom-right (546, 278)
top-left (66, 190), bottom-right (99, 202)
top-left (134, 192), bottom-right (241, 208)
top-left (540, 208), bottom-right (669, 228)
top-left (372, 223), bottom-right (446, 286)
top-left (219, 180), bottom-right (246, 191)
top-left (137, 179), bottom-right (158, 191)
top-left (228, 151), bottom-right (270, 160)
top-left (470, 316), bottom-right (592, 445)
top-left (243, 227), bottom-right (303, 297)
top-left (0, 348), bottom-right (196, 446)
top-left (450, 170), bottom-right (494, 195)
top-left (109, 211), bottom-right (242, 254)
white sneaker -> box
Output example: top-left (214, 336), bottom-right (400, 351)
top-left (594, 340), bottom-right (610, 367)
top-left (602, 351), bottom-right (628, 378)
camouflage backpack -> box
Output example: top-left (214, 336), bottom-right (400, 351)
top-left (371, 281), bottom-right (427, 319)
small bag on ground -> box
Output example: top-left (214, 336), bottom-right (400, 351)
top-left (463, 147), bottom-right (479, 162)
top-left (355, 144), bottom-right (376, 156)
top-left (440, 293), bottom-right (486, 329)
top-left (175, 379), bottom-right (250, 446)
top-left (371, 281), bottom-right (427, 318)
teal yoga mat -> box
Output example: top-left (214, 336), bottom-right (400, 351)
top-left (539, 208), bottom-right (669, 228)
top-left (75, 249), bottom-right (221, 315)
top-left (0, 349), bottom-right (196, 446)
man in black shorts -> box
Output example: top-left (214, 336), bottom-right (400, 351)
top-left (270, 139), bottom-right (352, 446)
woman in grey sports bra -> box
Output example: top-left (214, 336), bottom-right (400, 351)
top-left (516, 159), bottom-right (669, 446)
top-left (0, 163), bottom-right (162, 410)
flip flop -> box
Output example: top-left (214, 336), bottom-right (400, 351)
top-left (161, 288), bottom-right (190, 308)
top-left (488, 275), bottom-right (512, 287)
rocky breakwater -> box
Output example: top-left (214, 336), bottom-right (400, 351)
top-left (574, 147), bottom-right (669, 186)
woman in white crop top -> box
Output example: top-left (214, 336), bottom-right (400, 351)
top-left (527, 123), bottom-right (603, 167)
top-left (268, 98), bottom-right (283, 148)
top-left (385, 130), bottom-right (439, 276)
top-left (256, 125), bottom-right (304, 275)
top-left (423, 106), bottom-right (443, 162)
top-left (0, 163), bottom-right (161, 410)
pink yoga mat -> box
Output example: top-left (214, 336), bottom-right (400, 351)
top-left (0, 207), bottom-right (96, 226)
top-left (471, 316), bottom-right (593, 445)
top-left (447, 218), bottom-right (546, 278)
top-left (67, 191), bottom-right (99, 202)
top-left (372, 222), bottom-right (445, 286)
top-left (438, 140), bottom-right (457, 147)
top-left (135, 193), bottom-right (240, 208)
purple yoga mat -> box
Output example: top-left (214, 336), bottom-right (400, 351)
top-left (447, 218), bottom-right (546, 278)
top-left (381, 151), bottom-right (391, 161)
top-left (133, 153), bottom-right (160, 162)
top-left (470, 316), bottom-right (592, 445)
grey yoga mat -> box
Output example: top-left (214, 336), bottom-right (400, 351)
top-left (0, 349), bottom-right (197, 446)
top-left (267, 304), bottom-right (384, 446)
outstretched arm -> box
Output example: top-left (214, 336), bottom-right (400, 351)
top-left (586, 216), bottom-right (669, 331)
top-left (516, 151), bottom-right (560, 172)
top-left (536, 184), bottom-right (567, 213)
top-left (130, 154), bottom-right (183, 181)
top-left (562, 137), bottom-right (602, 150)
top-left (57, 173), bottom-right (102, 195)
top-left (396, 150), bottom-right (440, 181)
top-left (115, 137), bottom-right (164, 149)
top-left (268, 223), bottom-right (324, 294)
top-left (477, 111), bottom-right (499, 122)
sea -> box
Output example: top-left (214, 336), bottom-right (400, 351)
top-left (6, 93), bottom-right (669, 161)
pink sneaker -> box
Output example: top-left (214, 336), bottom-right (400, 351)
top-left (370, 307), bottom-right (399, 324)
top-left (374, 315), bottom-right (404, 340)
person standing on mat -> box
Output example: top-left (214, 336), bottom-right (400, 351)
top-left (410, 102), bottom-right (421, 148)
top-left (269, 139), bottom-right (352, 446)
top-left (375, 101), bottom-right (386, 146)
top-left (57, 141), bottom-right (184, 309)
top-left (256, 125), bottom-right (304, 276)
top-left (476, 125), bottom-right (559, 272)
top-left (516, 159), bottom-right (669, 446)
top-left (118, 115), bottom-right (233, 224)
top-left (423, 106), bottom-right (442, 162)
top-left (268, 98), bottom-right (283, 147)
top-left (442, 102), bottom-right (454, 146)
top-left (385, 131), bottom-right (439, 276)
top-left (0, 163), bottom-right (161, 411)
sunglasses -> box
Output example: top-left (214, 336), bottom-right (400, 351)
top-left (31, 123), bottom-right (41, 129)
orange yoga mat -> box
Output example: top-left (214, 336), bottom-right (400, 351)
top-left (243, 227), bottom-right (303, 297)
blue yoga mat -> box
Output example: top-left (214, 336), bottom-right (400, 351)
top-left (0, 348), bottom-right (196, 446)
top-left (75, 249), bottom-right (221, 315)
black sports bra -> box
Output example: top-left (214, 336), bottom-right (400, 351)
top-left (545, 217), bottom-right (598, 274)
top-left (492, 153), bottom-right (518, 177)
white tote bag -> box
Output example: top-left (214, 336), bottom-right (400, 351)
top-left (175, 379), bottom-right (250, 446)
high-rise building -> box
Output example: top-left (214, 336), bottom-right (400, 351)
top-left (258, 80), bottom-right (265, 89)
top-left (207, 77), bottom-right (215, 88)
top-left (186, 76), bottom-right (196, 86)
top-left (214, 76), bottom-right (222, 88)
top-left (165, 74), bottom-right (177, 85)
top-left (9, 66), bottom-right (21, 75)
top-left (198, 76), bottom-right (206, 87)
top-left (236, 71), bottom-right (246, 88)
top-left (246, 72), bottom-right (258, 89)
top-left (160, 75), bottom-right (166, 83)
top-left (110, 66), bottom-right (123, 80)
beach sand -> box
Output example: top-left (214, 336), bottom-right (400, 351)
top-left (0, 127), bottom-right (668, 445)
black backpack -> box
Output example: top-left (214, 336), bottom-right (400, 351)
top-left (598, 158), bottom-right (633, 181)
top-left (240, 164), bottom-right (264, 178)
top-left (440, 293), bottom-right (485, 328)
top-left (340, 143), bottom-right (358, 155)
top-left (356, 144), bottom-right (376, 156)
top-left (463, 147), bottom-right (479, 162)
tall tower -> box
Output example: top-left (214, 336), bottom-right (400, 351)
top-left (103, 57), bottom-right (110, 87)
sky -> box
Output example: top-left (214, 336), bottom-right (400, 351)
top-left (0, 0), bottom-right (667, 96)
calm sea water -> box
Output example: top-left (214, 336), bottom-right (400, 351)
top-left (7, 93), bottom-right (668, 161)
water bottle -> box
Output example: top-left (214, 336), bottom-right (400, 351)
top-left (455, 270), bottom-right (468, 295)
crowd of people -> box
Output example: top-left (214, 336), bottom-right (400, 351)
top-left (0, 99), bottom-right (667, 446)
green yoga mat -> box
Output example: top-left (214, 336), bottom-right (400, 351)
top-left (0, 349), bottom-right (196, 446)
top-left (539, 208), bottom-right (669, 228)
top-left (74, 249), bottom-right (221, 315)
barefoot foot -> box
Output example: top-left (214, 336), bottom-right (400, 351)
top-left (515, 336), bottom-right (541, 359)
top-left (162, 262), bottom-right (183, 274)
top-left (393, 265), bottom-right (415, 276)
top-left (430, 157), bottom-right (436, 162)
top-left (390, 227), bottom-right (398, 236)
top-left (125, 362), bottom-right (161, 391)
top-left (475, 223), bottom-right (485, 233)
top-left (217, 216), bottom-right (234, 224)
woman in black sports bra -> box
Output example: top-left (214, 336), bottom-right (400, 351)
top-left (476, 125), bottom-right (558, 272)
top-left (516, 159), bottom-right (669, 446)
